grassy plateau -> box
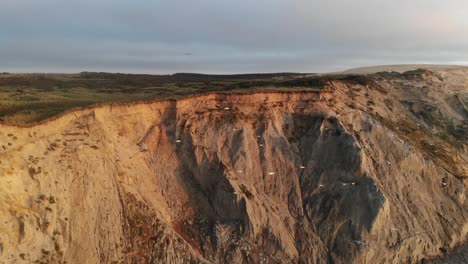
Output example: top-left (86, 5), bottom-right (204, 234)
top-left (0, 72), bottom-right (371, 125)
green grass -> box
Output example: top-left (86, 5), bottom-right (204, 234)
top-left (0, 71), bottom-right (387, 125)
top-left (1, 72), bottom-right (368, 125)
top-left (402, 68), bottom-right (431, 76)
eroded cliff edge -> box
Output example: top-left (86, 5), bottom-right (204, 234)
top-left (0, 70), bottom-right (467, 263)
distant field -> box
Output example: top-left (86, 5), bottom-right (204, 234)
top-left (343, 64), bottom-right (468, 74)
top-left (0, 72), bottom-right (373, 125)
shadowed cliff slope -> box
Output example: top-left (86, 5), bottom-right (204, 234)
top-left (0, 67), bottom-right (466, 263)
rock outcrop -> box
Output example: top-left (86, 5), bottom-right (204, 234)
top-left (0, 68), bottom-right (466, 263)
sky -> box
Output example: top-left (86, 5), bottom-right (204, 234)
top-left (1, 0), bottom-right (468, 74)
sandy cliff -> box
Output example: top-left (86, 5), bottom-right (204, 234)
top-left (0, 68), bottom-right (467, 263)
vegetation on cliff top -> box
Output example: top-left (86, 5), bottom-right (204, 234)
top-left (0, 72), bottom-right (371, 125)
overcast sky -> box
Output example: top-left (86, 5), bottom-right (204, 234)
top-left (1, 0), bottom-right (468, 73)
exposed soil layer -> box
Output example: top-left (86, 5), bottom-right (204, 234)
top-left (0, 67), bottom-right (466, 263)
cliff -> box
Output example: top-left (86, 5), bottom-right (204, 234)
top-left (0, 68), bottom-right (466, 263)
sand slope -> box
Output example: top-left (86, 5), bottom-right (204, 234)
top-left (0, 68), bottom-right (466, 263)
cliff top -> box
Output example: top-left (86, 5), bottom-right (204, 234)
top-left (0, 65), bottom-right (467, 126)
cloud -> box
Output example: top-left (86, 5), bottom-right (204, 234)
top-left (1, 0), bottom-right (467, 73)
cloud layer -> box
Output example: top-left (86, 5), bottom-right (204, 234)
top-left (1, 0), bottom-right (468, 73)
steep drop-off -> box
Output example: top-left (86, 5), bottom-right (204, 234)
top-left (0, 68), bottom-right (467, 263)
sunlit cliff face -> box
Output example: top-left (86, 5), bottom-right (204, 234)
top-left (0, 68), bottom-right (467, 263)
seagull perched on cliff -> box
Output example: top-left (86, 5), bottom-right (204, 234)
top-left (224, 107), bottom-right (230, 110)
top-left (354, 240), bottom-right (368, 245)
top-left (176, 139), bottom-right (182, 143)
top-left (268, 172), bottom-right (276, 175)
top-left (299, 166), bottom-right (305, 169)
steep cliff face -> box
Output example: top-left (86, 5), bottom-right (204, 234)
top-left (0, 69), bottom-right (466, 263)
